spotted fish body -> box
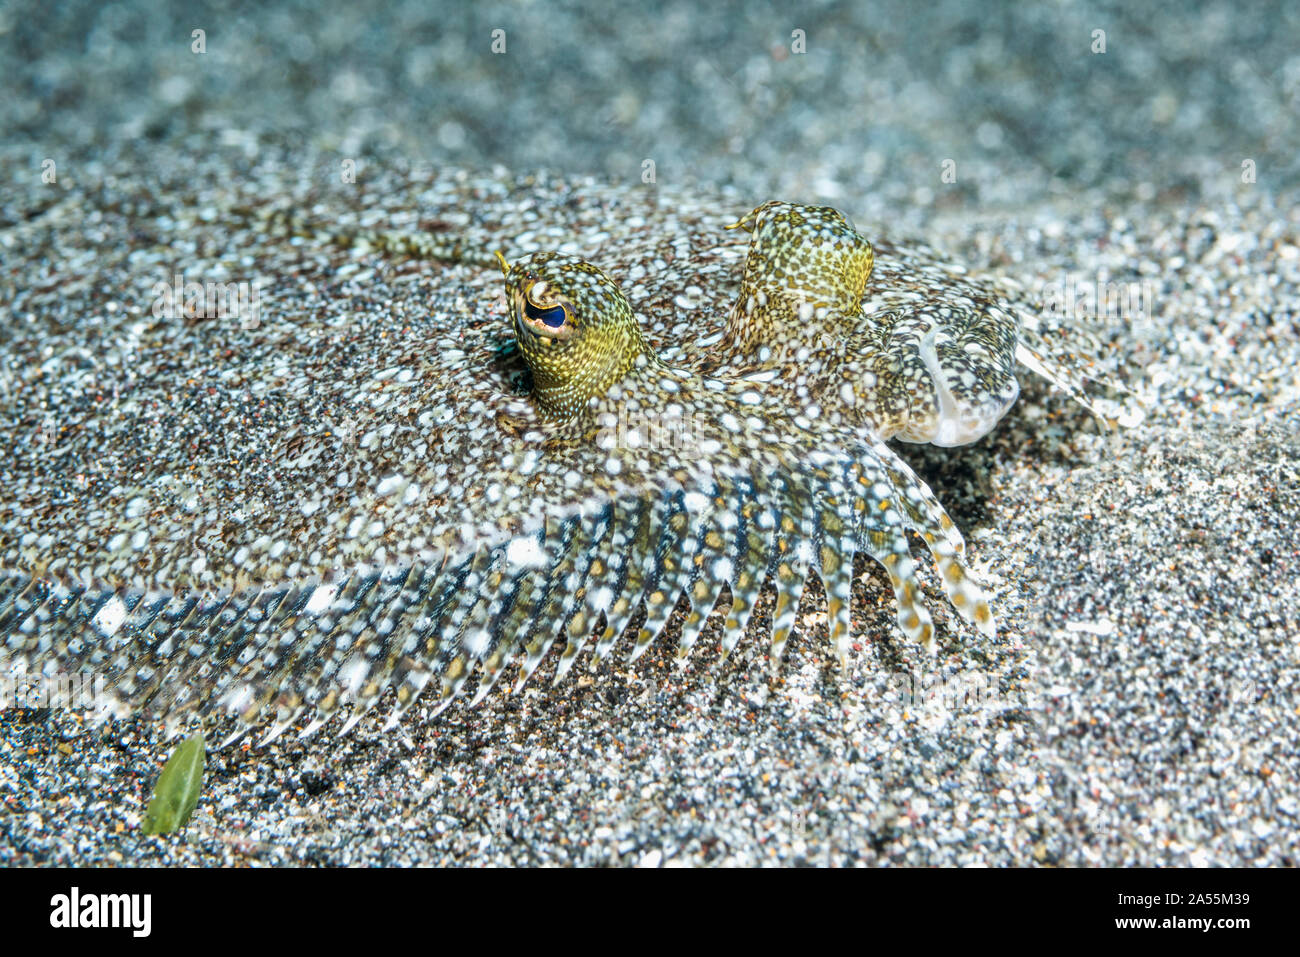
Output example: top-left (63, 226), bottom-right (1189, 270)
top-left (0, 184), bottom-right (1097, 738)
top-left (714, 202), bottom-right (1021, 447)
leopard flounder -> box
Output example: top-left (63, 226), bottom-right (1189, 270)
top-left (0, 183), bottom-right (1103, 741)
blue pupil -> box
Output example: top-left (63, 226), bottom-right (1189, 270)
top-left (525, 300), bottom-right (568, 329)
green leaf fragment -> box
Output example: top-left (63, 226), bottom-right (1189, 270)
top-left (142, 732), bottom-right (205, 836)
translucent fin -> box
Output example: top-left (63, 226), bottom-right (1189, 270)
top-left (765, 476), bottom-right (817, 673)
top-left (511, 517), bottom-right (582, 694)
top-left (629, 491), bottom-right (693, 662)
top-left (589, 498), bottom-right (655, 670)
top-left (549, 505), bottom-right (613, 684)
top-left (718, 478), bottom-right (778, 663)
top-left (674, 481), bottom-right (737, 661)
top-left (552, 504), bottom-right (617, 684)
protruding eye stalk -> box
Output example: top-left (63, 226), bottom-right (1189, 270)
top-left (500, 252), bottom-right (651, 421)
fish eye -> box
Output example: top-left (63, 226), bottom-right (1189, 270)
top-left (523, 297), bottom-right (570, 329)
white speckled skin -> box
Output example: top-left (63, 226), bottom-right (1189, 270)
top-left (0, 185), bottom-right (1103, 736)
top-left (712, 202), bottom-right (1022, 446)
